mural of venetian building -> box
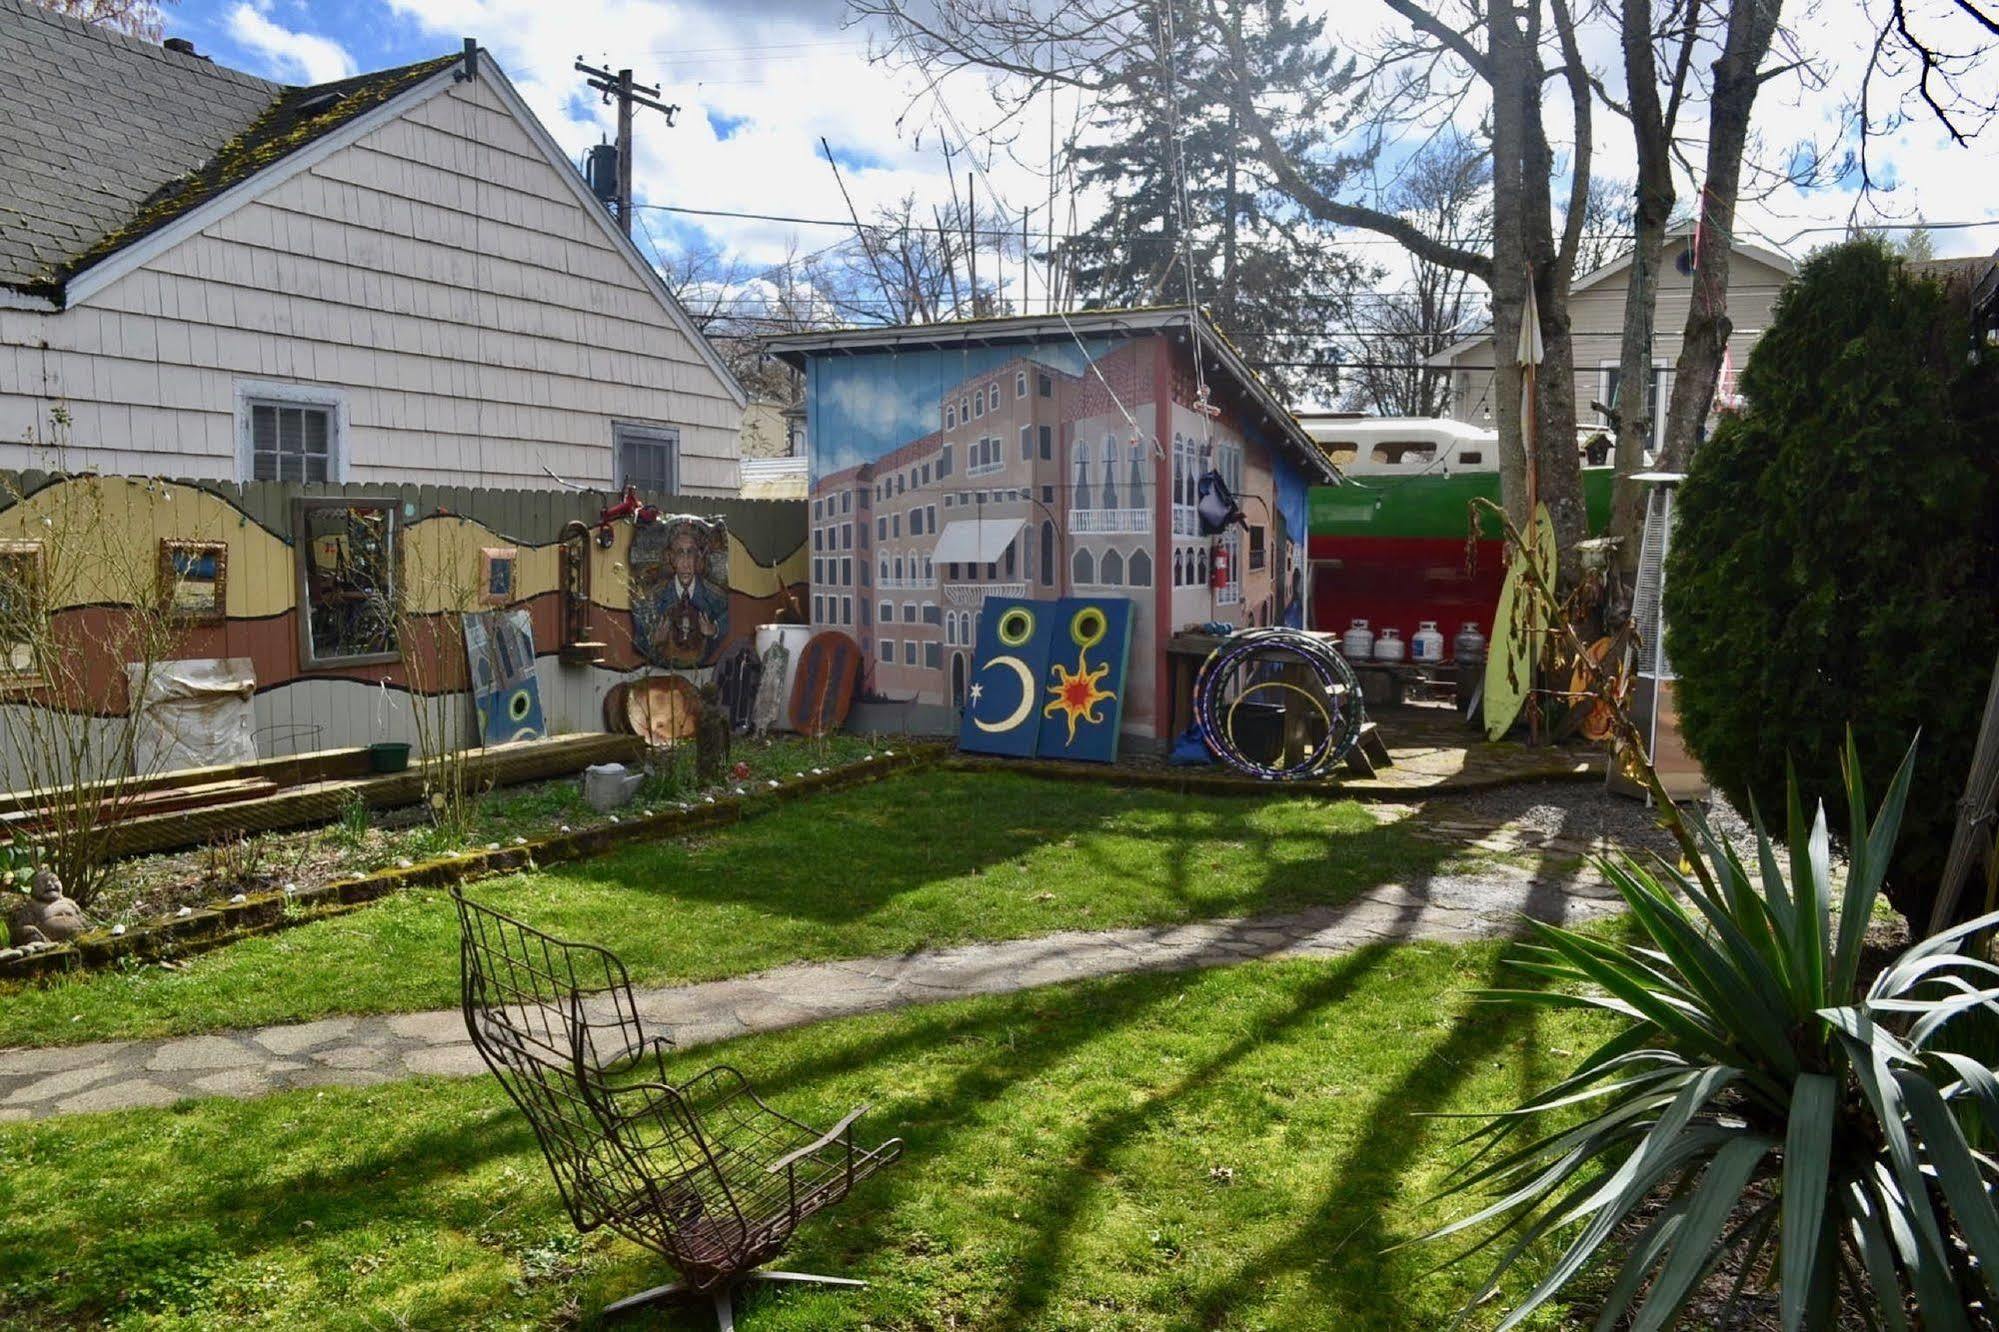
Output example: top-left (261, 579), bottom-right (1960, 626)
top-left (774, 311), bottom-right (1338, 744)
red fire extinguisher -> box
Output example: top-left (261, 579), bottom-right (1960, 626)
top-left (1210, 540), bottom-right (1230, 590)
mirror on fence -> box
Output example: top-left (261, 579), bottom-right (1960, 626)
top-left (293, 499), bottom-right (399, 668)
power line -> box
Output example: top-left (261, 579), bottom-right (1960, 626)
top-left (635, 202), bottom-right (1999, 249)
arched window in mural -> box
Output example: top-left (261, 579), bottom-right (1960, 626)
top-left (1129, 438), bottom-right (1145, 501)
top-left (1171, 434), bottom-right (1185, 509)
top-left (878, 553), bottom-right (888, 583)
top-left (1072, 438), bottom-right (1092, 511)
top-left (1196, 546), bottom-right (1209, 585)
top-left (1039, 521), bottom-right (1055, 585)
top-left (1100, 548), bottom-right (1124, 585)
top-left (1072, 546), bottom-right (1095, 586)
top-left (1003, 537), bottom-right (1017, 579)
top-left (1100, 433), bottom-right (1118, 510)
top-left (893, 555), bottom-right (904, 581)
top-left (1129, 548), bottom-right (1152, 587)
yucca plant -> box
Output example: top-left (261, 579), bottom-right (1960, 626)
top-left (1424, 735), bottom-right (1999, 1330)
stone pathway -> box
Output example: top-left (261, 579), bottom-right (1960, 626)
top-left (0, 867), bottom-right (1623, 1122)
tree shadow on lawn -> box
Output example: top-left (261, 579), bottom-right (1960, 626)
top-left (550, 771), bottom-right (1453, 940)
top-left (704, 869), bottom-right (1581, 1332)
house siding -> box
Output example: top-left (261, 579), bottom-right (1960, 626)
top-left (0, 74), bottom-right (740, 494)
top-left (1443, 241), bottom-right (1791, 433)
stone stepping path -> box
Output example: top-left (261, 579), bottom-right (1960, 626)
top-left (0, 868), bottom-right (1622, 1121)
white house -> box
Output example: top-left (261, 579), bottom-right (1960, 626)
top-left (0, 0), bottom-right (744, 494)
top-left (1427, 229), bottom-right (1797, 448)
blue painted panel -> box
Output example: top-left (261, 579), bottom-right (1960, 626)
top-left (1035, 597), bottom-right (1133, 763)
top-left (957, 597), bottom-right (1055, 758)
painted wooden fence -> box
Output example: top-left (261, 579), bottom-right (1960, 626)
top-left (0, 471), bottom-right (807, 791)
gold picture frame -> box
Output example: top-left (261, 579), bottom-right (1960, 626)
top-left (159, 539), bottom-right (229, 625)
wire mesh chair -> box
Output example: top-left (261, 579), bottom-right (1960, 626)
top-left (452, 886), bottom-right (904, 1329)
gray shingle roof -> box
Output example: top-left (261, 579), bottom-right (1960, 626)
top-left (0, 0), bottom-right (277, 294)
top-left (0, 0), bottom-right (455, 300)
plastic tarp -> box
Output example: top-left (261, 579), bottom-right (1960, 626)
top-left (128, 658), bottom-right (258, 776)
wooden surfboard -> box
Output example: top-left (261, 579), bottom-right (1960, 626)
top-left (1484, 504), bottom-right (1556, 742)
top-left (788, 631), bottom-right (863, 737)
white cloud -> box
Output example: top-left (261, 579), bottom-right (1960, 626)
top-left (226, 1), bottom-right (359, 85)
top-left (382, 0), bottom-right (1084, 311)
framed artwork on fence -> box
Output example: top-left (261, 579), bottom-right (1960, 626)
top-left (292, 497), bottom-right (400, 669)
top-left (158, 539), bottom-right (228, 625)
top-left (479, 547), bottom-right (519, 605)
top-left (0, 539), bottom-right (46, 685)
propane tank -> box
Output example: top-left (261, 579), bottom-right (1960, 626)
top-left (1341, 618), bottom-right (1374, 659)
top-left (1373, 627), bottom-right (1406, 662)
top-left (1412, 620), bottom-right (1445, 663)
top-left (1453, 621), bottom-right (1487, 663)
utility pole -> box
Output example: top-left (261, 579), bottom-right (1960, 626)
top-left (573, 59), bottom-right (679, 235)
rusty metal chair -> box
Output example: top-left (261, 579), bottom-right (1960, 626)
top-left (451, 887), bottom-right (904, 1329)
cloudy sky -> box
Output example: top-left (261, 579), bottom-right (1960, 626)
top-left (164, 0), bottom-right (1998, 315)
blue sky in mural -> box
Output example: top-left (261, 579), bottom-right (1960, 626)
top-left (809, 337), bottom-right (1123, 480)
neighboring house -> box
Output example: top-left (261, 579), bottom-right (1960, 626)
top-left (1427, 229), bottom-right (1797, 448)
top-left (0, 0), bottom-right (744, 493)
top-left (737, 396), bottom-right (806, 497)
top-left (1911, 248), bottom-right (1999, 349)
top-left (769, 308), bottom-right (1337, 740)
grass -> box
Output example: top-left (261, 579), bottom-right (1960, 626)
top-left (0, 771), bottom-right (1479, 1048)
top-left (0, 942), bottom-right (1611, 1331)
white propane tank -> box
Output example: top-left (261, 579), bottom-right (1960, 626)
top-left (1453, 621), bottom-right (1487, 663)
top-left (1341, 618), bottom-right (1375, 659)
top-left (1412, 620), bottom-right (1445, 663)
top-left (1373, 627), bottom-right (1406, 662)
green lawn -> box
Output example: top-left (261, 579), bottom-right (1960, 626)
top-left (0, 943), bottom-right (1608, 1331)
top-left (0, 772), bottom-right (1473, 1049)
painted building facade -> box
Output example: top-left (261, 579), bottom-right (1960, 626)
top-left (772, 311), bottom-right (1335, 742)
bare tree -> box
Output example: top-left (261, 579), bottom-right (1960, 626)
top-left (1340, 134), bottom-right (1491, 418)
top-left (31, 0), bottom-right (171, 40)
top-left (1859, 0), bottom-right (1999, 193)
top-left (803, 193), bottom-right (1006, 325)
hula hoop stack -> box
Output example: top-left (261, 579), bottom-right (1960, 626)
top-left (1191, 628), bottom-right (1367, 780)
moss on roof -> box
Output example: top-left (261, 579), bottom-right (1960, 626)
top-left (34, 54), bottom-right (458, 298)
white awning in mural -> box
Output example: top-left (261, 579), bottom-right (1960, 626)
top-left (931, 518), bottom-right (1024, 566)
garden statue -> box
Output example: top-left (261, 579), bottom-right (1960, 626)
top-left (7, 870), bottom-right (88, 946)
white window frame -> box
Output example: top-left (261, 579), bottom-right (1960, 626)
top-left (615, 420), bottom-right (682, 495)
top-left (1596, 359), bottom-right (1674, 450)
top-left (235, 380), bottom-right (349, 483)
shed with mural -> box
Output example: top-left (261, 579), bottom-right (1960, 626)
top-left (768, 309), bottom-right (1339, 746)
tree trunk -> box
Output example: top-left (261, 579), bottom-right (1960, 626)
top-left (1486, 0), bottom-right (1531, 535)
top-left (1658, 0), bottom-right (1784, 472)
top-left (1607, 0), bottom-right (1682, 574)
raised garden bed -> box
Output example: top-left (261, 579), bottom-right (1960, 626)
top-left (0, 744), bottom-right (941, 981)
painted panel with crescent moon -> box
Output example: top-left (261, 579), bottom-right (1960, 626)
top-left (957, 597), bottom-right (1054, 758)
top-left (1035, 598), bottom-right (1133, 764)
top-left (462, 609), bottom-right (547, 745)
